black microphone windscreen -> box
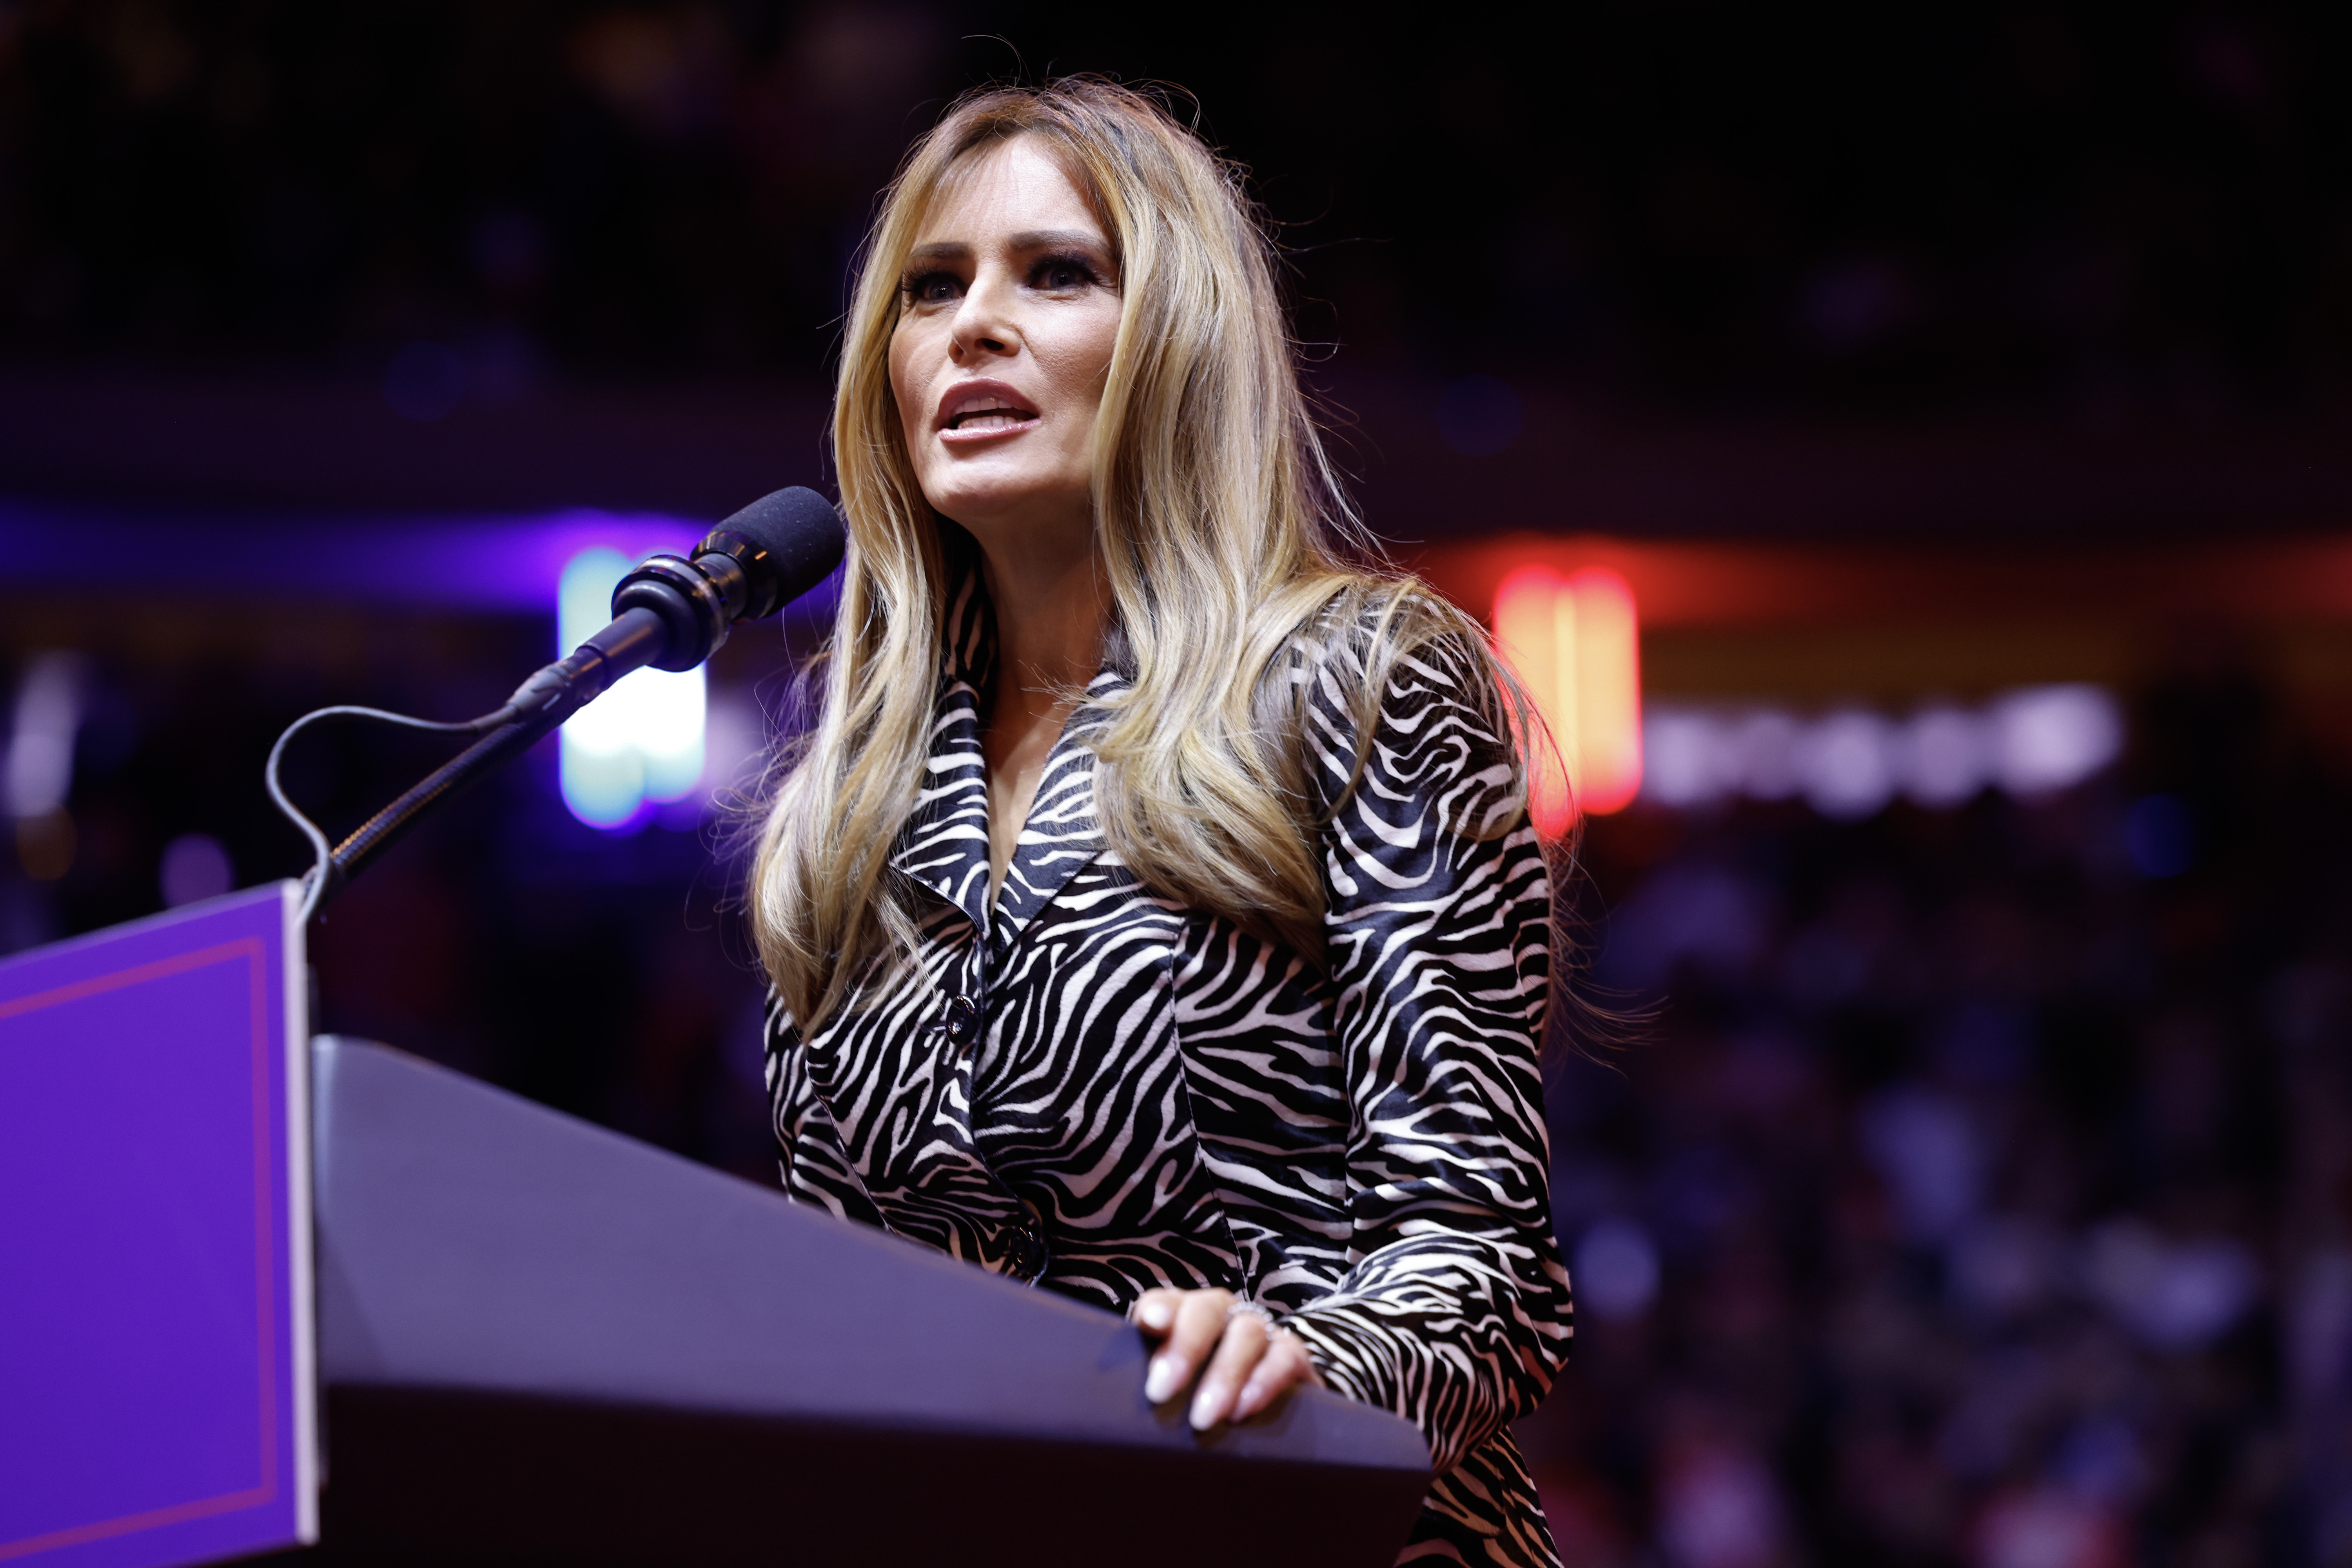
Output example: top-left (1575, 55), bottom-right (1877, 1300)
top-left (714, 486), bottom-right (847, 607)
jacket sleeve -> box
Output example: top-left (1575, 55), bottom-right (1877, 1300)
top-left (1276, 629), bottom-right (1573, 1474)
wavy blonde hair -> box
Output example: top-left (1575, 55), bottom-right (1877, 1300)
top-left (752, 78), bottom-right (1537, 1031)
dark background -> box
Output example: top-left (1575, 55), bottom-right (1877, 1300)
top-left (4, 5), bottom-right (2352, 1566)
top-left (6, 2), bottom-right (2352, 528)
top-left (10, 2), bottom-right (2352, 413)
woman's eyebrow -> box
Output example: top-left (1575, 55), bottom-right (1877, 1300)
top-left (1005, 229), bottom-right (1108, 252)
top-left (904, 230), bottom-right (1103, 265)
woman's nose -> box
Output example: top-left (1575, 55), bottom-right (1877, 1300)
top-left (948, 274), bottom-right (1019, 362)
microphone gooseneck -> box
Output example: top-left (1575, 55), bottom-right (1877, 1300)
top-left (267, 487), bottom-right (847, 922)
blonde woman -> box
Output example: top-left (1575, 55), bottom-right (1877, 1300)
top-left (753, 78), bottom-right (1572, 1565)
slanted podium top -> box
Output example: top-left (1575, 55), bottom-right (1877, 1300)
top-left (311, 1034), bottom-right (1431, 1472)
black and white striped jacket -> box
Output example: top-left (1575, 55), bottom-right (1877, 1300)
top-left (765, 572), bottom-right (1573, 1565)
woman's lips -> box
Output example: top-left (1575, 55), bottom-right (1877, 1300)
top-left (939, 410), bottom-right (1040, 444)
top-left (935, 379), bottom-right (1040, 443)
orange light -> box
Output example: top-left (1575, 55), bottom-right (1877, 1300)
top-left (1493, 564), bottom-right (1643, 835)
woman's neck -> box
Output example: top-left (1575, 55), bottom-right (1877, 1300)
top-left (976, 524), bottom-right (1111, 697)
top-left (969, 519), bottom-right (1111, 907)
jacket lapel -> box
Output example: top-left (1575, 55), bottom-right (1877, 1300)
top-left (990, 671), bottom-right (1122, 945)
top-left (887, 568), bottom-right (1123, 942)
top-left (886, 569), bottom-right (996, 931)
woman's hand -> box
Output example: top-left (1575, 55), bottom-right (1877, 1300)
top-left (1131, 1287), bottom-right (1322, 1430)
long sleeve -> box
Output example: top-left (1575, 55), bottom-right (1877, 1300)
top-left (1278, 629), bottom-right (1573, 1474)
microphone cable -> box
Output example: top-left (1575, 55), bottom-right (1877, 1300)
top-left (267, 702), bottom-right (510, 926)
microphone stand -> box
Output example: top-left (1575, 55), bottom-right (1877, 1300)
top-left (294, 605), bottom-right (671, 920)
top-left (312, 707), bottom-right (565, 915)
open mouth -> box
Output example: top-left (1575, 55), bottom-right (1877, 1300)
top-left (937, 381), bottom-right (1040, 439)
top-left (947, 403), bottom-right (1034, 432)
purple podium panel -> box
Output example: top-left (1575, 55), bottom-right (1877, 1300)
top-left (0, 882), bottom-right (315, 1568)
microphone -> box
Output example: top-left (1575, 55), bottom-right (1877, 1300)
top-left (496, 486), bottom-right (846, 727)
top-left (274, 486), bottom-right (847, 919)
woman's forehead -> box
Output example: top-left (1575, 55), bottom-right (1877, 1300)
top-left (914, 136), bottom-right (1109, 249)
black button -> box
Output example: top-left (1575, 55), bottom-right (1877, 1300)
top-left (944, 994), bottom-right (980, 1042)
top-left (1007, 1223), bottom-right (1050, 1285)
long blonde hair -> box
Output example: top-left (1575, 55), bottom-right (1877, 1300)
top-left (753, 78), bottom-right (1536, 1031)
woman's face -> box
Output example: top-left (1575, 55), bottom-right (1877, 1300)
top-left (889, 136), bottom-right (1122, 551)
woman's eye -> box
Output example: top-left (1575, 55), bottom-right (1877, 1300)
top-left (1033, 257), bottom-right (1094, 291)
top-left (904, 271), bottom-right (960, 304)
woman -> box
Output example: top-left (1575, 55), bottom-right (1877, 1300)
top-left (752, 78), bottom-right (1572, 1566)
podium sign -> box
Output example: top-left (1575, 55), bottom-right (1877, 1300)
top-left (0, 883), bottom-right (315, 1568)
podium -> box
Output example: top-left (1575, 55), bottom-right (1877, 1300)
top-left (1, 886), bottom-right (1431, 1568)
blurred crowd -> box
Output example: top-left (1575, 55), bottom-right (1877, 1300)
top-left (1523, 652), bottom-right (2352, 1568)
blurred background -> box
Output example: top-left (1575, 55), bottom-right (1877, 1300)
top-left (4, 4), bottom-right (2352, 1565)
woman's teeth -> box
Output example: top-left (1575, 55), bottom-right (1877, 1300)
top-left (954, 410), bottom-right (1027, 430)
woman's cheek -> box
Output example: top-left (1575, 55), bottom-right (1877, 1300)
top-left (887, 331), bottom-right (927, 446)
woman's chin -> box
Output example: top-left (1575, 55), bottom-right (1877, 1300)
top-left (923, 470), bottom-right (1091, 536)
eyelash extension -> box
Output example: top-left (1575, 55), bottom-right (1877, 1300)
top-left (1031, 251), bottom-right (1105, 287)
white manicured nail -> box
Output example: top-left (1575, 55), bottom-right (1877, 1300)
top-left (1189, 1380), bottom-right (1222, 1430)
top-left (1138, 1299), bottom-right (1172, 1331)
top-left (1145, 1355), bottom-right (1180, 1404)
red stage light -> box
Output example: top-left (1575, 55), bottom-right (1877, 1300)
top-left (1493, 565), bottom-right (1644, 835)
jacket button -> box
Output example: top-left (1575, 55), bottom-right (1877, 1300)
top-left (1009, 1222), bottom-right (1050, 1284)
top-left (944, 993), bottom-right (980, 1042)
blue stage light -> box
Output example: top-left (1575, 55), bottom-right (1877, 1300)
top-left (557, 546), bottom-right (706, 830)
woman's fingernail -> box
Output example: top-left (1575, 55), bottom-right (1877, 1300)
top-left (1232, 1380), bottom-right (1263, 1422)
top-left (1189, 1379), bottom-right (1224, 1431)
top-left (1138, 1299), bottom-right (1172, 1331)
top-left (1144, 1355), bottom-right (1180, 1404)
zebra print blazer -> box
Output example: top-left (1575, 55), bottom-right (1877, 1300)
top-left (764, 572), bottom-right (1573, 1566)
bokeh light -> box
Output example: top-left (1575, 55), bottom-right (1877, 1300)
top-left (1494, 564), bottom-right (1644, 832)
top-left (1636, 686), bottom-right (2125, 815)
top-left (556, 547), bottom-right (706, 831)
